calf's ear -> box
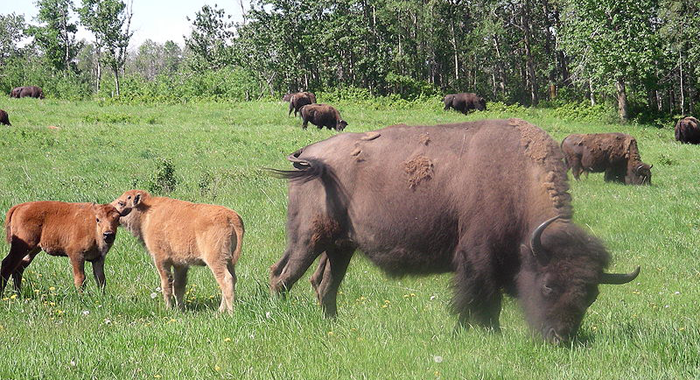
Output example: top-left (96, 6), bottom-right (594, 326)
top-left (133, 193), bottom-right (142, 206)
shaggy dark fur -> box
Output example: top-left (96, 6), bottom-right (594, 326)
top-left (0, 110), bottom-right (10, 126)
top-left (561, 133), bottom-right (652, 185)
top-left (287, 92), bottom-right (316, 116)
top-left (299, 104), bottom-right (347, 131)
top-left (675, 116), bottom-right (700, 144)
top-left (11, 86), bottom-right (44, 99)
top-left (443, 93), bottom-right (487, 114)
top-left (269, 119), bottom-right (639, 343)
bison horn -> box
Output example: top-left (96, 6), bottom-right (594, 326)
top-left (599, 266), bottom-right (640, 285)
top-left (530, 215), bottom-right (561, 260)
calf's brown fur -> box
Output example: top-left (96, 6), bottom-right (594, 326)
top-left (112, 190), bottom-right (244, 312)
top-left (2, 201), bottom-right (123, 294)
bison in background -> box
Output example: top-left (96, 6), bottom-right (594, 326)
top-left (299, 104), bottom-right (347, 131)
top-left (287, 92), bottom-right (317, 116)
top-left (675, 116), bottom-right (700, 144)
top-left (11, 86), bottom-right (44, 99)
top-left (561, 133), bottom-right (652, 185)
top-left (0, 109), bottom-right (10, 126)
top-left (270, 119), bottom-right (639, 344)
top-left (111, 190), bottom-right (244, 313)
top-left (1, 201), bottom-right (126, 294)
top-left (443, 92), bottom-right (486, 114)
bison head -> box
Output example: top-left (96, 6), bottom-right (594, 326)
top-left (518, 216), bottom-right (640, 344)
top-left (111, 189), bottom-right (149, 217)
top-left (443, 95), bottom-right (454, 110)
top-left (628, 163), bottom-right (652, 185)
top-left (336, 120), bottom-right (348, 131)
top-left (476, 97), bottom-right (487, 111)
top-left (93, 204), bottom-right (122, 246)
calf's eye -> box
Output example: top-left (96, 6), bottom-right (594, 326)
top-left (96, 218), bottom-right (100, 223)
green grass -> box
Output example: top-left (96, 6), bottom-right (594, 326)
top-left (0, 98), bottom-right (698, 379)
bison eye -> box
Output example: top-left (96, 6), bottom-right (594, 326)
top-left (542, 284), bottom-right (554, 296)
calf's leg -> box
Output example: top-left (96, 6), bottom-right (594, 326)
top-left (68, 255), bottom-right (87, 290)
top-left (91, 256), bottom-right (107, 291)
top-left (205, 257), bottom-right (235, 313)
top-left (173, 265), bottom-right (189, 310)
top-left (154, 259), bottom-right (174, 309)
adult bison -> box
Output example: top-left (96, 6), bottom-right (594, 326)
top-left (269, 119), bottom-right (639, 344)
top-left (12, 86), bottom-right (44, 99)
top-left (0, 109), bottom-right (10, 126)
top-left (288, 92), bottom-right (316, 117)
top-left (561, 133), bottom-right (652, 185)
top-left (2, 201), bottom-right (126, 294)
top-left (675, 116), bottom-right (700, 144)
top-left (443, 93), bottom-right (486, 114)
top-left (299, 104), bottom-right (347, 131)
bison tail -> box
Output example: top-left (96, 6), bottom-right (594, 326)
top-left (4, 205), bottom-right (17, 244)
top-left (267, 156), bottom-right (328, 183)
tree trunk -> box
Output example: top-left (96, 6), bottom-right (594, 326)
top-left (521, 1), bottom-right (538, 106)
top-left (616, 78), bottom-right (629, 122)
top-left (679, 50), bottom-right (685, 115)
top-left (114, 68), bottom-right (120, 97)
top-left (589, 78), bottom-right (595, 105)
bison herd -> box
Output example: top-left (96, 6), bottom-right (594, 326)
top-left (3, 86), bottom-right (699, 345)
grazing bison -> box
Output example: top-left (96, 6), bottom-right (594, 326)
top-left (288, 92), bottom-right (317, 117)
top-left (300, 104), bottom-right (348, 131)
top-left (443, 93), bottom-right (487, 114)
top-left (0, 109), bottom-right (10, 126)
top-left (1, 201), bottom-right (126, 294)
top-left (111, 190), bottom-right (244, 313)
top-left (561, 133), bottom-right (652, 185)
top-left (675, 116), bottom-right (700, 144)
top-left (12, 86), bottom-right (44, 99)
top-left (269, 119), bottom-right (639, 343)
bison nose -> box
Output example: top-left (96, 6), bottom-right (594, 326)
top-left (544, 327), bottom-right (567, 345)
top-left (103, 232), bottom-right (116, 243)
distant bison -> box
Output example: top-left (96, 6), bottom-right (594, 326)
top-left (1, 201), bottom-right (126, 294)
top-left (0, 109), bottom-right (10, 126)
top-left (561, 133), bottom-right (652, 185)
top-left (270, 119), bottom-right (639, 344)
top-left (10, 86), bottom-right (44, 99)
top-left (300, 104), bottom-right (347, 131)
top-left (675, 116), bottom-right (700, 144)
top-left (111, 190), bottom-right (244, 313)
top-left (443, 93), bottom-right (486, 114)
top-left (288, 92), bottom-right (317, 117)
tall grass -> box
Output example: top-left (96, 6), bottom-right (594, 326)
top-left (0, 98), bottom-right (698, 379)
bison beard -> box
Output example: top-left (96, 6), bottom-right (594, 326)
top-left (269, 119), bottom-right (639, 344)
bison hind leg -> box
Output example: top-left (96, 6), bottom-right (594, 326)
top-left (1, 241), bottom-right (38, 295)
top-left (309, 247), bottom-right (353, 318)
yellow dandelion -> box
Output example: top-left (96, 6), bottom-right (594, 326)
top-left (2, 297), bottom-right (8, 301)
top-left (679, 327), bottom-right (686, 332)
top-left (382, 304), bottom-right (388, 308)
top-left (10, 294), bottom-right (17, 300)
top-left (49, 286), bottom-right (55, 291)
top-left (215, 365), bottom-right (221, 371)
top-left (327, 331), bottom-right (334, 336)
top-left (34, 289), bottom-right (40, 294)
top-left (410, 293), bottom-right (416, 297)
top-left (154, 375), bottom-right (161, 379)
top-left (224, 337), bottom-right (231, 342)
top-left (384, 300), bottom-right (390, 304)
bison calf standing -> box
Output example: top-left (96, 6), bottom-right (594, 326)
top-left (112, 190), bottom-right (244, 313)
top-left (675, 116), bottom-right (700, 144)
top-left (561, 133), bottom-right (652, 185)
top-left (0, 109), bottom-right (10, 126)
top-left (300, 104), bottom-right (348, 131)
top-left (443, 93), bottom-right (487, 114)
top-left (1, 202), bottom-right (124, 294)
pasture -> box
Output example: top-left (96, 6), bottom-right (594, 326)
top-left (0, 98), bottom-right (698, 379)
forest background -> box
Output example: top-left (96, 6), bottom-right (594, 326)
top-left (1, 0), bottom-right (699, 125)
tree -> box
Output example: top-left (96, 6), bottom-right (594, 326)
top-left (78, 0), bottom-right (133, 96)
top-left (184, 4), bottom-right (234, 71)
top-left (26, 0), bottom-right (83, 72)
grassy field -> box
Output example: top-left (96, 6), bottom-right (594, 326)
top-left (0, 97), bottom-right (698, 379)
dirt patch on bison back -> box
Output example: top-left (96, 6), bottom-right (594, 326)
top-left (404, 154), bottom-right (434, 189)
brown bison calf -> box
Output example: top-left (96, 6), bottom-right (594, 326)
top-left (675, 116), bottom-right (700, 144)
top-left (288, 92), bottom-right (316, 116)
top-left (0, 109), bottom-right (10, 126)
top-left (1, 202), bottom-right (124, 294)
top-left (561, 133), bottom-right (652, 185)
top-left (111, 190), bottom-right (244, 312)
top-left (300, 104), bottom-right (348, 131)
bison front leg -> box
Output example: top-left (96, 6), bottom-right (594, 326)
top-left (452, 257), bottom-right (502, 332)
top-left (154, 259), bottom-right (174, 309)
top-left (68, 255), bottom-right (87, 291)
top-left (91, 256), bottom-right (107, 292)
top-left (310, 247), bottom-right (353, 318)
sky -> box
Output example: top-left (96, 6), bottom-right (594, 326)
top-left (4, 0), bottom-right (248, 47)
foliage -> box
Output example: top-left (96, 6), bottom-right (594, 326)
top-left (26, 0), bottom-right (83, 72)
top-left (184, 4), bottom-right (234, 71)
top-left (0, 13), bottom-right (26, 67)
